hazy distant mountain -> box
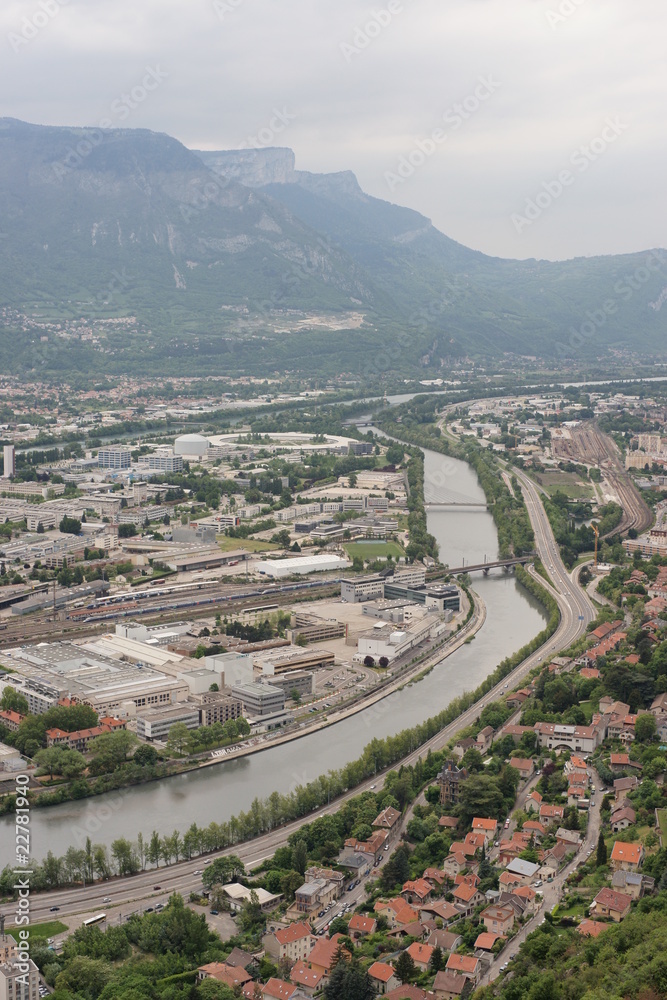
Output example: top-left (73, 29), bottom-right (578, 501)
top-left (0, 119), bottom-right (665, 378)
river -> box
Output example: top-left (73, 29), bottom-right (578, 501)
top-left (0, 447), bottom-right (546, 865)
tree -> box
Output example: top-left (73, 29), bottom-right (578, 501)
top-left (166, 722), bottom-right (192, 756)
top-left (395, 950), bottom-right (416, 984)
top-left (429, 945), bottom-right (444, 972)
top-left (202, 855), bottom-right (245, 889)
top-left (118, 523), bottom-right (137, 538)
top-left (133, 744), bottom-right (159, 767)
top-left (59, 515), bottom-right (81, 535)
top-left (34, 745), bottom-right (86, 780)
top-left (324, 957), bottom-right (375, 1000)
top-left (596, 830), bottom-right (608, 868)
top-left (87, 731), bottom-right (138, 775)
top-left (0, 686), bottom-right (29, 715)
top-left (379, 656), bottom-right (389, 669)
top-left (271, 529), bottom-right (291, 548)
top-left (292, 839), bottom-right (308, 875)
top-left (635, 713), bottom-right (658, 743)
top-left (363, 655), bottom-right (375, 668)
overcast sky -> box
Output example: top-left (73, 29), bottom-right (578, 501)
top-left (2, 0), bottom-right (665, 261)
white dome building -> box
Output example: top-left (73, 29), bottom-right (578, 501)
top-left (174, 433), bottom-right (210, 459)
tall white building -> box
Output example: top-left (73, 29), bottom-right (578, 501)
top-left (0, 922), bottom-right (40, 1000)
top-left (2, 445), bottom-right (15, 479)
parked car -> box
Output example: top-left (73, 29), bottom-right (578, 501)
top-left (153, 886), bottom-right (162, 891)
top-left (210, 909), bottom-right (219, 915)
top-left (49, 906), bottom-right (60, 912)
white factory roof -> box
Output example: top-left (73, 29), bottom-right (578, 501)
top-left (256, 553), bottom-right (348, 574)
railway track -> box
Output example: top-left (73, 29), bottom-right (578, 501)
top-left (552, 421), bottom-right (651, 539)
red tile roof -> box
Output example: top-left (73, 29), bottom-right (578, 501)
top-left (369, 961), bottom-right (396, 983)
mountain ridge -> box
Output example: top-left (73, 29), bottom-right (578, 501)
top-left (0, 119), bottom-right (665, 377)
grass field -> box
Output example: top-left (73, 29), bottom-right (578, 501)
top-left (217, 535), bottom-right (278, 553)
top-left (343, 540), bottom-right (405, 561)
top-left (8, 920), bottom-right (67, 941)
top-left (656, 809), bottom-right (667, 846)
top-left (532, 470), bottom-right (594, 500)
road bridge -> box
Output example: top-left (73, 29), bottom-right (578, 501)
top-left (444, 555), bottom-right (534, 575)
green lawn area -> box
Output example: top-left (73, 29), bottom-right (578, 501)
top-left (8, 920), bottom-right (67, 942)
top-left (217, 535), bottom-right (278, 553)
top-left (532, 470), bottom-right (595, 500)
top-left (657, 809), bottom-right (667, 845)
top-left (343, 540), bottom-right (405, 561)
top-left (578, 700), bottom-right (595, 723)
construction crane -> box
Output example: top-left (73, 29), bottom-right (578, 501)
top-left (593, 524), bottom-right (599, 569)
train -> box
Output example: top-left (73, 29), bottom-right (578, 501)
top-left (65, 578), bottom-right (338, 624)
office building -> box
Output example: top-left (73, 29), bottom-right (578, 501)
top-left (98, 445), bottom-right (131, 469)
top-left (231, 681), bottom-right (285, 717)
top-left (136, 705), bottom-right (200, 741)
top-left (2, 445), bottom-right (15, 479)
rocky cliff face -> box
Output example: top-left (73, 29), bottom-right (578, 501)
top-left (194, 147), bottom-right (296, 187)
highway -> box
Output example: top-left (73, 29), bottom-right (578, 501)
top-left (1, 469), bottom-right (598, 927)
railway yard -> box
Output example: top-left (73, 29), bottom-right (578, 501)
top-left (550, 420), bottom-right (652, 536)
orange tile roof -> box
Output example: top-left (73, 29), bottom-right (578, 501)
top-left (274, 921), bottom-right (313, 945)
top-left (577, 919), bottom-right (609, 938)
top-left (369, 961), bottom-right (396, 983)
top-left (446, 953), bottom-right (479, 974)
top-left (611, 842), bottom-right (643, 865)
top-left (263, 978), bottom-right (297, 999)
top-left (472, 817), bottom-right (497, 831)
top-left (475, 931), bottom-right (503, 950)
top-left (289, 961), bottom-right (322, 989)
top-left (406, 942), bottom-right (433, 965)
top-left (348, 914), bottom-right (376, 934)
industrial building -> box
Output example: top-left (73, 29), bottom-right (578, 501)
top-left (255, 553), bottom-right (349, 578)
top-left (1, 642), bottom-right (189, 717)
top-left (191, 690), bottom-right (244, 726)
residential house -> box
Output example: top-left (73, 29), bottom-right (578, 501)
top-left (348, 914), bottom-right (377, 938)
top-left (525, 790), bottom-right (543, 813)
top-left (0, 710), bottom-right (24, 732)
top-left (401, 879), bottom-right (433, 906)
top-left (307, 934), bottom-right (350, 980)
top-left (523, 821), bottom-right (546, 840)
top-left (406, 942), bottom-right (434, 973)
top-left (539, 803), bottom-right (565, 826)
top-left (577, 919), bottom-right (609, 938)
top-left (465, 831), bottom-right (488, 853)
top-left (590, 887), bottom-right (633, 922)
top-left (509, 757), bottom-right (534, 781)
top-left (262, 922), bottom-right (315, 964)
top-left (471, 817), bottom-right (498, 844)
top-left (475, 725), bottom-right (495, 754)
top-left (441, 852), bottom-right (469, 880)
top-left (508, 886), bottom-right (538, 914)
top-left (343, 829), bottom-right (387, 865)
top-left (289, 962), bottom-right (323, 997)
top-left (614, 776), bottom-right (639, 805)
top-left (197, 963), bottom-right (253, 991)
top-left (438, 761), bottom-right (468, 806)
top-left (610, 805), bottom-right (636, 832)
top-left (261, 979), bottom-right (298, 1000)
top-left (433, 971), bottom-right (468, 999)
top-left (540, 841), bottom-right (568, 877)
top-left (556, 828), bottom-right (582, 852)
top-left (386, 987), bottom-right (434, 1000)
top-left (505, 859), bottom-right (540, 885)
top-left (438, 816), bottom-right (459, 832)
top-left (611, 870), bottom-right (647, 900)
top-left (506, 689), bottom-right (532, 709)
top-left (453, 737), bottom-right (476, 760)
top-left (373, 807), bottom-right (402, 839)
top-left (419, 901), bottom-right (460, 926)
top-left (368, 962), bottom-right (400, 994)
top-left (475, 931), bottom-right (504, 953)
top-left (533, 722), bottom-right (602, 754)
top-left (445, 953), bottom-right (481, 984)
top-left (374, 898), bottom-right (420, 930)
top-left (610, 842), bottom-right (644, 872)
top-left (481, 904), bottom-right (515, 935)
top-left (503, 725), bottom-right (534, 744)
top-left (423, 868), bottom-right (447, 889)
top-left (452, 881), bottom-right (484, 917)
top-left (426, 928), bottom-right (462, 952)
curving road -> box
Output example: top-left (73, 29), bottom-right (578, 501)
top-left (1, 462), bottom-right (597, 928)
